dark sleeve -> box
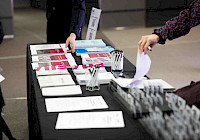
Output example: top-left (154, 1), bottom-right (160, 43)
top-left (153, 0), bottom-right (200, 44)
top-left (69, 0), bottom-right (86, 40)
top-left (0, 85), bottom-right (5, 111)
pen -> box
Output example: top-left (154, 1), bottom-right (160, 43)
top-left (148, 46), bottom-right (152, 51)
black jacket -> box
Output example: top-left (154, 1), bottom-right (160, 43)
top-left (46, 0), bottom-right (86, 43)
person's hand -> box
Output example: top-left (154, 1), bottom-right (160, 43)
top-left (66, 33), bottom-right (76, 53)
top-left (138, 34), bottom-right (159, 54)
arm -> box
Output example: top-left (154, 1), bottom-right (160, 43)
top-left (66, 0), bottom-right (86, 53)
top-left (154, 0), bottom-right (200, 44)
top-left (138, 0), bottom-right (200, 54)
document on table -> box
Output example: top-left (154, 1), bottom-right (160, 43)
top-left (42, 85), bottom-right (82, 97)
top-left (113, 78), bottom-right (175, 90)
top-left (0, 74), bottom-right (5, 83)
top-left (45, 96), bottom-right (108, 112)
top-left (55, 111), bottom-right (125, 129)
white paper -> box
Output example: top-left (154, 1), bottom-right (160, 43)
top-left (45, 96), bottom-right (108, 112)
top-left (55, 111), bottom-right (125, 129)
top-left (36, 69), bottom-right (69, 76)
top-left (113, 78), bottom-right (175, 90)
top-left (86, 8), bottom-right (102, 40)
top-left (120, 48), bottom-right (151, 87)
top-left (0, 74), bottom-right (5, 83)
top-left (38, 75), bottom-right (75, 88)
top-left (30, 43), bottom-right (67, 55)
top-left (42, 85), bottom-right (82, 96)
top-left (76, 72), bottom-right (115, 85)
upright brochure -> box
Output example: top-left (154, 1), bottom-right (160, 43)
top-left (72, 63), bottom-right (107, 75)
top-left (30, 43), bottom-right (68, 55)
top-left (36, 65), bottom-right (69, 76)
top-left (76, 72), bottom-right (115, 85)
top-left (55, 111), bottom-right (125, 129)
top-left (72, 39), bottom-right (106, 48)
top-left (45, 96), bottom-right (108, 112)
top-left (75, 46), bottom-right (114, 56)
top-left (81, 52), bottom-right (111, 59)
top-left (37, 75), bottom-right (75, 88)
top-left (82, 57), bottom-right (111, 67)
top-left (42, 85), bottom-right (82, 96)
top-left (31, 54), bottom-right (76, 70)
top-left (32, 53), bottom-right (71, 62)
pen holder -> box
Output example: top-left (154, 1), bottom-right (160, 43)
top-left (85, 65), bottom-right (100, 91)
top-left (111, 50), bottom-right (124, 77)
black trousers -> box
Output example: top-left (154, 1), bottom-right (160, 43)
top-left (0, 114), bottom-right (13, 139)
top-left (0, 86), bottom-right (14, 140)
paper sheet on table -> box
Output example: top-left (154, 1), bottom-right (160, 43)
top-left (55, 111), bottom-right (125, 129)
top-left (116, 47), bottom-right (151, 87)
top-left (42, 85), bottom-right (82, 96)
top-left (45, 96), bottom-right (108, 112)
top-left (113, 78), bottom-right (175, 90)
top-left (0, 74), bottom-right (5, 83)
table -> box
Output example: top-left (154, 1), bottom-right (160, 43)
top-left (27, 43), bottom-right (153, 140)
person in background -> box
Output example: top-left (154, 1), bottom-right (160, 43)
top-left (46, 0), bottom-right (86, 53)
top-left (138, 0), bottom-right (200, 54)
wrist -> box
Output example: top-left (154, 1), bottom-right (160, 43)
top-left (70, 33), bottom-right (76, 40)
top-left (152, 30), bottom-right (166, 44)
top-left (152, 34), bottom-right (159, 42)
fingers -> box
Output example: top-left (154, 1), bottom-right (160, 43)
top-left (70, 39), bottom-right (75, 53)
top-left (144, 41), bottom-right (150, 55)
top-left (138, 35), bottom-right (155, 55)
top-left (65, 39), bottom-right (69, 52)
top-left (138, 39), bottom-right (143, 54)
top-left (65, 38), bottom-right (75, 53)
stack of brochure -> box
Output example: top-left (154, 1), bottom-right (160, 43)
top-left (81, 53), bottom-right (111, 67)
top-left (30, 43), bottom-right (67, 55)
top-left (75, 46), bottom-right (114, 56)
top-left (73, 39), bottom-right (106, 48)
top-left (35, 65), bottom-right (69, 76)
top-left (31, 53), bottom-right (77, 70)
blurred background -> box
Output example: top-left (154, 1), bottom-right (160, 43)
top-left (1, 0), bottom-right (200, 139)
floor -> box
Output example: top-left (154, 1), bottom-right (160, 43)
top-left (0, 7), bottom-right (200, 140)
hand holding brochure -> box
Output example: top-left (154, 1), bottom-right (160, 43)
top-left (116, 47), bottom-right (151, 87)
top-left (55, 111), bottom-right (125, 129)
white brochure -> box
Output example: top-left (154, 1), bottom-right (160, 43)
top-left (55, 111), bottom-right (125, 129)
top-left (38, 75), bottom-right (75, 88)
top-left (42, 85), bottom-right (82, 97)
top-left (0, 74), bottom-right (5, 83)
top-left (45, 96), bottom-right (108, 112)
top-left (86, 7), bottom-right (102, 40)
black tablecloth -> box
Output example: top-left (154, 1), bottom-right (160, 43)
top-left (27, 43), bottom-right (153, 140)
